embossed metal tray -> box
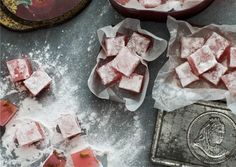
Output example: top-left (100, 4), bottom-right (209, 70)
top-left (151, 101), bottom-right (236, 167)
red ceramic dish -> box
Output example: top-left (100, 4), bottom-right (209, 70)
top-left (109, 0), bottom-right (214, 21)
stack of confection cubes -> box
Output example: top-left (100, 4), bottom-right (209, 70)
top-left (96, 32), bottom-right (151, 94)
top-left (175, 32), bottom-right (236, 96)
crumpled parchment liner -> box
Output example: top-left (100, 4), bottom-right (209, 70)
top-left (152, 17), bottom-right (236, 114)
top-left (120, 0), bottom-right (204, 12)
top-left (88, 18), bottom-right (167, 111)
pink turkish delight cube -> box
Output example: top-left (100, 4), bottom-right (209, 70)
top-left (205, 32), bottom-right (230, 60)
top-left (97, 62), bottom-right (121, 85)
top-left (139, 0), bottom-right (162, 8)
top-left (229, 47), bottom-right (236, 68)
top-left (43, 150), bottom-right (66, 167)
top-left (6, 58), bottom-right (32, 82)
top-left (105, 36), bottom-right (126, 56)
top-left (127, 32), bottom-right (151, 56)
top-left (221, 71), bottom-right (236, 96)
top-left (119, 73), bottom-right (144, 93)
top-left (116, 0), bottom-right (130, 5)
top-left (202, 63), bottom-right (228, 85)
top-left (187, 45), bottom-right (217, 75)
top-left (16, 121), bottom-right (44, 147)
top-left (175, 62), bottom-right (199, 87)
top-left (111, 47), bottom-right (140, 77)
top-left (180, 37), bottom-right (205, 59)
top-left (23, 70), bottom-right (52, 96)
top-left (57, 114), bottom-right (81, 139)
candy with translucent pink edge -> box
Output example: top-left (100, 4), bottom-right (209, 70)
top-left (23, 70), bottom-right (52, 96)
top-left (116, 0), bottom-right (130, 5)
top-left (71, 148), bottom-right (100, 167)
top-left (180, 37), bottom-right (205, 59)
top-left (119, 73), bottom-right (144, 93)
top-left (175, 62), bottom-right (199, 87)
top-left (187, 45), bottom-right (217, 75)
top-left (0, 100), bottom-right (17, 126)
top-left (43, 150), bottom-right (66, 167)
top-left (105, 36), bottom-right (126, 56)
top-left (97, 62), bottom-right (121, 85)
top-left (139, 0), bottom-right (162, 8)
top-left (127, 32), bottom-right (151, 55)
top-left (111, 47), bottom-right (140, 77)
top-left (57, 114), bottom-right (81, 139)
top-left (15, 122), bottom-right (44, 147)
top-left (205, 32), bottom-right (230, 60)
top-left (229, 47), bottom-right (236, 68)
top-left (6, 58), bottom-right (32, 82)
top-left (221, 71), bottom-right (236, 96)
top-left (202, 63), bottom-right (228, 85)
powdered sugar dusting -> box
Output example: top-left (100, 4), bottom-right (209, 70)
top-left (1, 43), bottom-right (145, 167)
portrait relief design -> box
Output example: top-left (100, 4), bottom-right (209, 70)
top-left (187, 112), bottom-right (236, 165)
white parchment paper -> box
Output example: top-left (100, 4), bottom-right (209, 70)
top-left (88, 18), bottom-right (167, 111)
top-left (152, 17), bottom-right (236, 114)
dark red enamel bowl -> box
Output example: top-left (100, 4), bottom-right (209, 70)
top-left (109, 0), bottom-right (215, 21)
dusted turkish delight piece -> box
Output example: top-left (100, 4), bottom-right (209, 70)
top-left (6, 58), bottom-right (32, 82)
top-left (221, 71), bottom-right (236, 95)
top-left (23, 70), bottom-right (52, 96)
top-left (105, 36), bottom-right (126, 56)
top-left (229, 47), bottom-right (236, 68)
top-left (116, 0), bottom-right (130, 5)
top-left (139, 0), bottom-right (162, 8)
top-left (175, 62), bottom-right (199, 87)
top-left (180, 37), bottom-right (205, 59)
top-left (71, 148), bottom-right (100, 167)
top-left (187, 45), bottom-right (217, 75)
top-left (43, 150), bottom-right (66, 167)
top-left (0, 100), bottom-right (17, 126)
top-left (111, 47), bottom-right (140, 77)
top-left (205, 32), bottom-right (230, 60)
top-left (202, 63), bottom-right (228, 85)
top-left (97, 62), bottom-right (121, 85)
top-left (119, 73), bottom-right (144, 93)
top-left (16, 121), bottom-right (44, 147)
top-left (56, 114), bottom-right (81, 139)
top-left (127, 32), bottom-right (151, 56)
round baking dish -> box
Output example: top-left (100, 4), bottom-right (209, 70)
top-left (109, 0), bottom-right (215, 21)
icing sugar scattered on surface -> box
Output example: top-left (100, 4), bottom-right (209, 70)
top-left (1, 43), bottom-right (145, 167)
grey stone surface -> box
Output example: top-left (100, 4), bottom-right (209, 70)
top-left (0, 0), bottom-right (236, 167)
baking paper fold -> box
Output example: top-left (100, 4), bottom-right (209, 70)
top-left (88, 18), bottom-right (167, 111)
top-left (152, 16), bottom-right (236, 114)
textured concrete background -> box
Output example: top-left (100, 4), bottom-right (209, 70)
top-left (1, 0), bottom-right (236, 166)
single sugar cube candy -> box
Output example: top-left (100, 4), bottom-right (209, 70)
top-left (57, 114), bottom-right (81, 139)
top-left (97, 62), bottom-right (121, 85)
top-left (23, 70), bottom-right (52, 96)
top-left (43, 150), bottom-right (66, 167)
top-left (229, 47), bottom-right (236, 68)
top-left (205, 32), bottom-right (230, 60)
top-left (127, 32), bottom-right (151, 56)
top-left (202, 63), bottom-right (228, 85)
top-left (139, 0), bottom-right (162, 8)
top-left (119, 73), bottom-right (144, 93)
top-left (111, 47), bottom-right (140, 77)
top-left (6, 58), bottom-right (32, 82)
top-left (221, 71), bottom-right (236, 96)
top-left (180, 37), bottom-right (205, 59)
top-left (0, 100), bottom-right (17, 126)
top-left (105, 36), bottom-right (126, 56)
top-left (187, 45), bottom-right (217, 75)
top-left (175, 62), bottom-right (199, 87)
top-left (71, 148), bottom-right (100, 167)
top-left (16, 121), bottom-right (44, 147)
